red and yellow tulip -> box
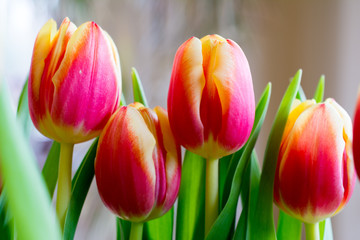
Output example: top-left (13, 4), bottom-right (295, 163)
top-left (28, 17), bottom-right (121, 144)
top-left (167, 34), bottom-right (255, 160)
top-left (95, 103), bottom-right (181, 222)
top-left (353, 92), bottom-right (360, 178)
top-left (274, 99), bottom-right (355, 224)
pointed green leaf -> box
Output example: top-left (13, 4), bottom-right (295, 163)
top-left (41, 141), bottom-right (61, 198)
top-left (120, 93), bottom-right (127, 106)
top-left (250, 70), bottom-right (302, 240)
top-left (63, 138), bottom-right (98, 240)
top-left (319, 218), bottom-right (333, 240)
top-left (206, 83), bottom-right (271, 240)
top-left (0, 191), bottom-right (14, 240)
top-left (144, 208), bottom-right (173, 240)
top-left (117, 218), bottom-right (131, 240)
top-left (176, 151), bottom-right (206, 240)
top-left (233, 151), bottom-right (260, 240)
top-left (296, 85), bottom-right (306, 102)
top-left (0, 80), bottom-right (61, 240)
top-left (314, 75), bottom-right (325, 103)
top-left (219, 154), bottom-right (233, 210)
top-left (132, 67), bottom-right (149, 107)
top-left (16, 78), bottom-right (32, 137)
top-left (276, 211), bottom-right (302, 240)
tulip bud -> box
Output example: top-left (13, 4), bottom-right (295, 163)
top-left (167, 34), bottom-right (255, 159)
top-left (274, 99), bottom-right (355, 223)
top-left (95, 103), bottom-right (181, 222)
top-left (28, 18), bottom-right (121, 143)
top-left (354, 92), bottom-right (360, 178)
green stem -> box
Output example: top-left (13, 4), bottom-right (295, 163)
top-left (205, 158), bottom-right (219, 236)
top-left (130, 222), bottom-right (144, 240)
top-left (56, 142), bottom-right (74, 230)
top-left (305, 222), bottom-right (320, 240)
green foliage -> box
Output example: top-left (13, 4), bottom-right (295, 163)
top-left (250, 70), bottom-right (302, 240)
top-left (206, 83), bottom-right (271, 240)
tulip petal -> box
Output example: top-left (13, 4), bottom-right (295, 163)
top-left (168, 37), bottom-right (205, 150)
top-left (277, 103), bottom-right (346, 223)
top-left (49, 21), bottom-right (120, 142)
top-left (28, 19), bottom-right (57, 128)
top-left (95, 107), bottom-right (156, 222)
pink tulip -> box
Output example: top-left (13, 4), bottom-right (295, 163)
top-left (354, 92), bottom-right (360, 178)
top-left (95, 103), bottom-right (181, 222)
top-left (28, 18), bottom-right (121, 143)
top-left (167, 34), bottom-right (255, 159)
top-left (274, 99), bottom-right (355, 223)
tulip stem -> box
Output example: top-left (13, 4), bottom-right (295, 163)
top-left (305, 222), bottom-right (320, 240)
top-left (130, 222), bottom-right (143, 240)
top-left (56, 142), bottom-right (74, 230)
top-left (205, 158), bottom-right (219, 236)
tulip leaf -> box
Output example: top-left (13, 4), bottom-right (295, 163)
top-left (63, 138), bottom-right (98, 240)
top-left (144, 207), bottom-right (174, 240)
top-left (276, 210), bottom-right (302, 240)
top-left (250, 69), bottom-right (302, 240)
top-left (16, 78), bottom-right (31, 137)
top-left (219, 153), bottom-right (238, 211)
top-left (176, 150), bottom-right (206, 240)
top-left (132, 67), bottom-right (149, 107)
top-left (206, 82), bottom-right (271, 240)
top-left (41, 141), bottom-right (61, 198)
top-left (233, 151), bottom-right (260, 240)
top-left (296, 85), bottom-right (306, 102)
top-left (116, 218), bottom-right (131, 240)
top-left (0, 191), bottom-right (14, 240)
top-left (314, 75), bottom-right (325, 103)
top-left (0, 80), bottom-right (61, 240)
top-left (120, 93), bottom-right (127, 106)
top-left (319, 218), bottom-right (333, 240)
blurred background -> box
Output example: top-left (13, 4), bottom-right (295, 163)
top-left (1, 0), bottom-right (360, 239)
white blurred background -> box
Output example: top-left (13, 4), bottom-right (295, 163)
top-left (1, 0), bottom-right (360, 239)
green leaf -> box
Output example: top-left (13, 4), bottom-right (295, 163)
top-left (314, 75), bottom-right (325, 103)
top-left (206, 83), bottom-right (271, 240)
top-left (63, 138), bottom-right (98, 240)
top-left (120, 93), bottom-right (127, 106)
top-left (144, 208), bottom-right (174, 240)
top-left (41, 141), bottom-right (61, 198)
top-left (116, 218), bottom-right (131, 240)
top-left (0, 80), bottom-right (61, 240)
top-left (233, 151), bottom-right (260, 240)
top-left (296, 85), bottom-right (306, 102)
top-left (219, 154), bottom-right (237, 211)
top-left (276, 211), bottom-right (302, 240)
top-left (176, 150), bottom-right (206, 240)
top-left (0, 190), bottom-right (14, 240)
top-left (16, 78), bottom-right (32, 137)
top-left (319, 218), bottom-right (333, 240)
top-left (250, 69), bottom-right (302, 240)
top-left (132, 67), bottom-right (149, 107)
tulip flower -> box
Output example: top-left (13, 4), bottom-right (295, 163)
top-left (274, 99), bottom-right (355, 238)
top-left (167, 34), bottom-right (255, 234)
top-left (95, 103), bottom-right (181, 239)
top-left (353, 92), bottom-right (360, 178)
top-left (28, 18), bottom-right (121, 228)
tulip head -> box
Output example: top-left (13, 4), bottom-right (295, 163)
top-left (167, 35), bottom-right (255, 159)
top-left (353, 92), bottom-right (360, 178)
top-left (274, 99), bottom-right (355, 223)
top-left (95, 103), bottom-right (181, 222)
top-left (28, 18), bottom-right (121, 143)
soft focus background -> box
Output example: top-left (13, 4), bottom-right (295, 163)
top-left (1, 0), bottom-right (359, 239)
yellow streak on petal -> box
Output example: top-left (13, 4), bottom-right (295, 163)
top-left (30, 19), bottom-right (57, 101)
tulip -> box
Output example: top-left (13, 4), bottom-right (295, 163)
top-left (95, 103), bottom-right (181, 238)
top-left (168, 34), bottom-right (254, 160)
top-left (274, 99), bottom-right (355, 238)
top-left (28, 18), bottom-right (121, 228)
top-left (353, 92), bottom-right (360, 178)
top-left (28, 17), bottom-right (121, 144)
top-left (167, 34), bottom-right (255, 234)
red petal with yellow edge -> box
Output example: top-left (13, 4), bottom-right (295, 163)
top-left (50, 21), bottom-right (120, 139)
top-left (276, 103), bottom-right (346, 223)
top-left (95, 106), bottom-right (156, 221)
top-left (168, 37), bottom-right (205, 150)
